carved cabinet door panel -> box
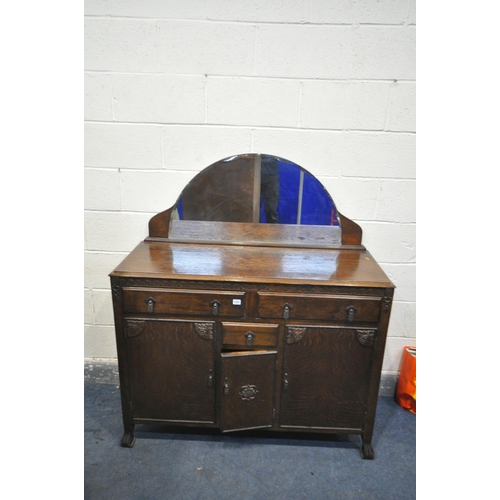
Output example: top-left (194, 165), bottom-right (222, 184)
top-left (125, 319), bottom-right (216, 423)
top-left (220, 351), bottom-right (277, 432)
top-left (280, 326), bottom-right (376, 430)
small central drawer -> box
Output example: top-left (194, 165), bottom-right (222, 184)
top-left (122, 288), bottom-right (245, 317)
top-left (257, 292), bottom-right (381, 323)
top-left (222, 323), bottom-right (279, 347)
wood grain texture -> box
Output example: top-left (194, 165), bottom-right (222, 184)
top-left (127, 320), bottom-right (215, 423)
top-left (280, 326), bottom-right (374, 430)
top-left (122, 287), bottom-right (245, 317)
top-left (222, 322), bottom-right (279, 347)
top-left (338, 212), bottom-right (362, 245)
top-left (257, 292), bottom-right (382, 323)
top-left (111, 162), bottom-right (395, 458)
top-left (111, 241), bottom-right (393, 288)
top-left (168, 220), bottom-right (342, 246)
top-left (221, 351), bottom-right (277, 432)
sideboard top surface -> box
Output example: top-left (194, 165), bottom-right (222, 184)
top-left (110, 241), bottom-right (393, 288)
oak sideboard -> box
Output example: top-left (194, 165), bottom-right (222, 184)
top-left (110, 154), bottom-right (395, 459)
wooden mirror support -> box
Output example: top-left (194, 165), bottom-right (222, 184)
top-left (148, 154), bottom-right (362, 245)
top-left (110, 154), bottom-right (394, 459)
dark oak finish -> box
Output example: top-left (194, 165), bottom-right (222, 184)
top-left (338, 212), bottom-right (363, 245)
top-left (110, 156), bottom-right (394, 459)
top-left (281, 326), bottom-right (375, 430)
top-left (257, 292), bottom-right (382, 323)
top-left (222, 323), bottom-right (279, 348)
top-left (122, 288), bottom-right (246, 317)
top-left (111, 241), bottom-right (390, 286)
top-left (221, 351), bottom-right (277, 432)
top-left (126, 319), bottom-right (215, 423)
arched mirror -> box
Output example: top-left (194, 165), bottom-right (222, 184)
top-left (148, 153), bottom-right (362, 246)
top-left (170, 154), bottom-right (339, 227)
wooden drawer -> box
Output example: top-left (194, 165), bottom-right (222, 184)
top-left (122, 288), bottom-right (245, 317)
top-left (222, 323), bottom-right (279, 348)
top-left (257, 292), bottom-right (381, 323)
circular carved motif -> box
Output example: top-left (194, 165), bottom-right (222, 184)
top-left (239, 385), bottom-right (259, 401)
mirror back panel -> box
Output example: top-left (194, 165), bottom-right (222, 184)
top-left (172, 154), bottom-right (339, 225)
top-left (148, 153), bottom-right (362, 245)
top-left (178, 155), bottom-right (260, 223)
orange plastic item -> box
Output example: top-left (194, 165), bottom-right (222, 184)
top-left (395, 346), bottom-right (416, 414)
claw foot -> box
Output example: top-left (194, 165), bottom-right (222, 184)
top-left (120, 432), bottom-right (136, 448)
top-left (360, 442), bottom-right (375, 459)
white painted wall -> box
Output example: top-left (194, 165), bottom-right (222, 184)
top-left (84, 0), bottom-right (416, 381)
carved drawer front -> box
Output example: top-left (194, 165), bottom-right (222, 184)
top-left (122, 287), bottom-right (245, 317)
top-left (257, 292), bottom-right (381, 323)
top-left (222, 323), bottom-right (279, 348)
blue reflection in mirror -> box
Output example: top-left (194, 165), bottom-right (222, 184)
top-left (259, 155), bottom-right (339, 226)
top-left (174, 154), bottom-right (339, 226)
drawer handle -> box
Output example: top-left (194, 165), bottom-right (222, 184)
top-left (346, 305), bottom-right (357, 322)
top-left (244, 331), bottom-right (256, 346)
top-left (283, 373), bottom-right (289, 391)
top-left (223, 377), bottom-right (229, 395)
top-left (282, 303), bottom-right (292, 320)
top-left (145, 297), bottom-right (156, 313)
top-left (208, 369), bottom-right (213, 387)
top-left (211, 300), bottom-right (221, 316)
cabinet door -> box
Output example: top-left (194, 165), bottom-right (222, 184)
top-left (221, 351), bottom-right (277, 432)
top-left (280, 326), bottom-right (376, 430)
top-left (125, 319), bottom-right (215, 423)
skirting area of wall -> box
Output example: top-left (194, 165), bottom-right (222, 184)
top-left (84, 359), bottom-right (398, 397)
top-left (84, 359), bottom-right (121, 386)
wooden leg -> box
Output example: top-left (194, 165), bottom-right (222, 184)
top-left (120, 423), bottom-right (135, 448)
top-left (360, 440), bottom-right (375, 459)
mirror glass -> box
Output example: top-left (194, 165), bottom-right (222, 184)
top-left (170, 154), bottom-right (339, 227)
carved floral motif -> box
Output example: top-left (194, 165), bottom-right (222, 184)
top-left (286, 327), bottom-right (306, 344)
top-left (125, 320), bottom-right (145, 338)
top-left (239, 385), bottom-right (259, 401)
top-left (194, 323), bottom-right (214, 341)
top-left (383, 296), bottom-right (392, 312)
top-left (356, 330), bottom-right (376, 347)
